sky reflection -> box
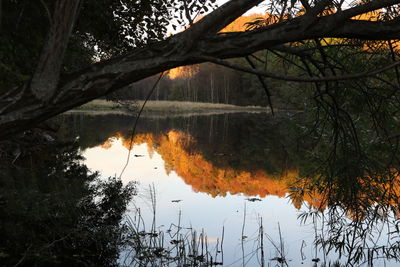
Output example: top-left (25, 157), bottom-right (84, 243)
top-left (83, 137), bottom-right (320, 266)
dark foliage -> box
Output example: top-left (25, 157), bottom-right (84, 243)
top-left (0, 138), bottom-right (135, 266)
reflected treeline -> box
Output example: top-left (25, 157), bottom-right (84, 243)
top-left (55, 113), bottom-right (324, 206)
top-left (0, 141), bottom-right (135, 266)
top-left (58, 113), bottom-right (400, 205)
top-left (58, 112), bottom-right (400, 265)
top-left (119, 130), bottom-right (299, 199)
top-left (57, 113), bottom-right (302, 176)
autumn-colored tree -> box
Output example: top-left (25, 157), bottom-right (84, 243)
top-left (2, 0), bottom-right (400, 139)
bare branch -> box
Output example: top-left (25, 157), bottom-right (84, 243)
top-left (245, 56), bottom-right (275, 114)
top-left (266, 49), bottom-right (308, 72)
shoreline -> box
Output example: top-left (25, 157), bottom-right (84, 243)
top-left (71, 99), bottom-right (270, 116)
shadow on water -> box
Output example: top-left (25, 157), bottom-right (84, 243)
top-left (4, 111), bottom-right (400, 266)
top-left (61, 112), bottom-right (400, 266)
top-left (0, 140), bottom-right (135, 266)
top-left (57, 112), bottom-right (300, 177)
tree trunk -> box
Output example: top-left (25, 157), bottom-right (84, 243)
top-left (31, 0), bottom-right (81, 101)
top-left (1, 0), bottom-right (400, 140)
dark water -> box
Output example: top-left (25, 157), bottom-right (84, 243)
top-left (0, 141), bottom-right (134, 266)
top-left (2, 111), bottom-right (400, 266)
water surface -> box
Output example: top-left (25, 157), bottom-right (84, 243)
top-left (59, 112), bottom-right (400, 266)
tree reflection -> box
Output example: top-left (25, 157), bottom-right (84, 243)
top-left (295, 171), bottom-right (400, 265)
top-left (292, 106), bottom-right (400, 265)
top-left (60, 112), bottom-right (400, 265)
top-left (0, 141), bottom-right (135, 266)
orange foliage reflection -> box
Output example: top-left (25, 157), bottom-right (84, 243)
top-left (100, 130), bottom-right (400, 217)
top-left (102, 130), bottom-right (326, 210)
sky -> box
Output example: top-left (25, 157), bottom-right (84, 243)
top-left (217, 0), bottom-right (269, 14)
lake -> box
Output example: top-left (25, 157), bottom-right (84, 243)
top-left (61, 112), bottom-right (400, 266)
top-left (2, 111), bottom-right (400, 266)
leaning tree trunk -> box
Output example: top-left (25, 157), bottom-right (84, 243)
top-left (1, 0), bottom-right (400, 140)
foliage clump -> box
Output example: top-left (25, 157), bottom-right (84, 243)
top-left (0, 139), bottom-right (136, 266)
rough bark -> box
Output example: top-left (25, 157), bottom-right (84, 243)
top-left (1, 0), bottom-right (400, 140)
top-left (31, 0), bottom-right (81, 101)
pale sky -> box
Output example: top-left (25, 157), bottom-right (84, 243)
top-left (217, 0), bottom-right (269, 14)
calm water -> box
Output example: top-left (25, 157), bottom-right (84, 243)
top-left (57, 112), bottom-right (400, 266)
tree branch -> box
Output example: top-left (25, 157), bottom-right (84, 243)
top-left (184, 0), bottom-right (263, 37)
top-left (337, 0), bottom-right (400, 21)
top-left (307, 0), bottom-right (332, 17)
top-left (2, 1), bottom-right (400, 139)
top-left (299, 0), bottom-right (311, 11)
top-left (201, 55), bottom-right (400, 82)
top-left (245, 56), bottom-right (274, 114)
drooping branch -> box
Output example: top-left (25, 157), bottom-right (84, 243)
top-left (2, 0), bottom-right (400, 140)
top-left (245, 56), bottom-right (275, 114)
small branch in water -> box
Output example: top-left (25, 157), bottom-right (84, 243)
top-left (242, 202), bottom-right (247, 266)
top-left (260, 217), bottom-right (265, 267)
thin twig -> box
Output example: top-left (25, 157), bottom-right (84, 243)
top-left (119, 72), bottom-right (164, 179)
top-left (245, 56), bottom-right (275, 115)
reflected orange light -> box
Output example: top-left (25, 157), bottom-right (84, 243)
top-left (101, 130), bottom-right (326, 210)
top-left (99, 130), bottom-right (400, 216)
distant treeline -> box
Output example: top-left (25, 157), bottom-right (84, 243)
top-left (106, 57), bottom-right (306, 109)
top-left (107, 62), bottom-right (261, 106)
top-left (106, 13), bottom-right (305, 109)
